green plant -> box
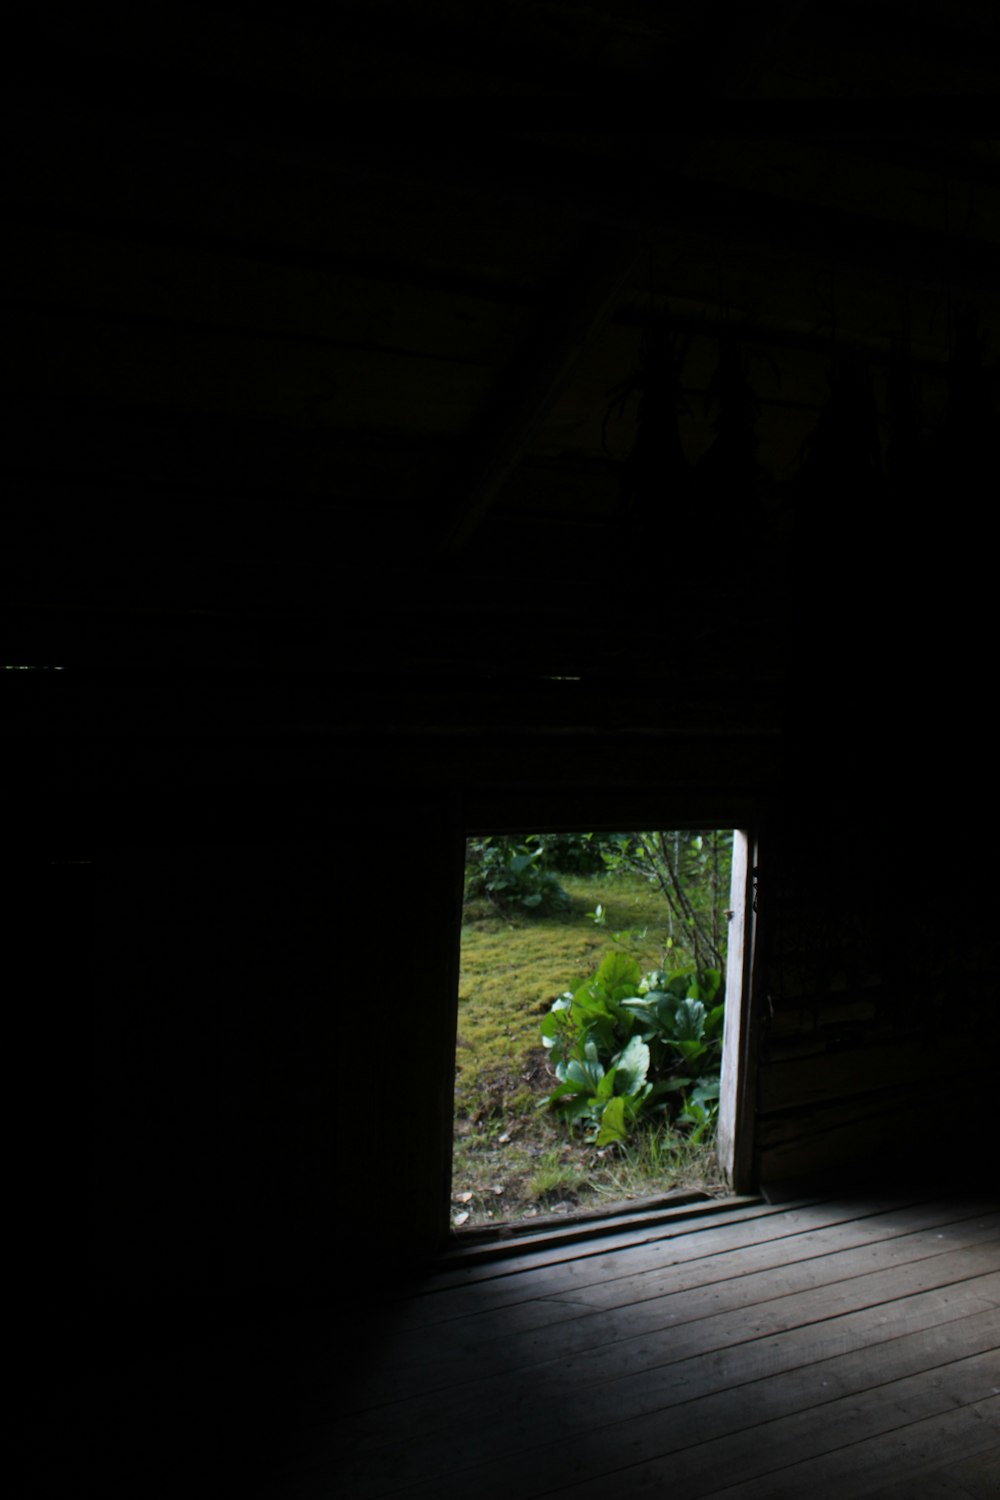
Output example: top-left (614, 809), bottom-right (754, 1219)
top-left (527, 1149), bottom-right (588, 1203)
top-left (587, 900), bottom-right (650, 949)
top-left (464, 836), bottom-right (570, 914)
top-left (539, 952), bottom-right (724, 1146)
top-left (601, 830), bottom-right (733, 974)
top-left (676, 1078), bottom-right (722, 1143)
top-left (454, 865), bottom-right (725, 1227)
top-left (531, 831), bottom-right (624, 875)
top-left (592, 1123), bottom-right (720, 1202)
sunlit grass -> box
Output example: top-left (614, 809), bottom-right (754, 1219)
top-left (590, 1124), bottom-right (726, 1204)
top-left (454, 874), bottom-right (668, 1119)
top-left (452, 871), bottom-right (723, 1228)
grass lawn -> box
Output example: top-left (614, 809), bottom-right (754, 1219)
top-left (451, 871), bottom-right (727, 1231)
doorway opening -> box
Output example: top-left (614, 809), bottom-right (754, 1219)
top-left (451, 828), bottom-right (754, 1234)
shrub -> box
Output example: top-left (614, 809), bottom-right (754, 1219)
top-left (465, 836), bottom-right (570, 914)
top-left (539, 952), bottom-right (724, 1146)
top-left (532, 831), bottom-right (624, 875)
top-left (600, 830), bottom-right (733, 974)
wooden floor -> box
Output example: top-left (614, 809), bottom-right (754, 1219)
top-left (32, 1195), bottom-right (999, 1497)
top-left (285, 1195), bottom-right (1000, 1500)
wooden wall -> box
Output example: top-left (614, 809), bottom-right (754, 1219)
top-left (753, 683), bottom-right (999, 1194)
top-left (6, 34), bottom-right (998, 1327)
top-left (83, 782), bottom-right (467, 1300)
top-left (7, 648), bottom-right (996, 1391)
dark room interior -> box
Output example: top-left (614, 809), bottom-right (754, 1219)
top-left (7, 6), bottom-right (1000, 1495)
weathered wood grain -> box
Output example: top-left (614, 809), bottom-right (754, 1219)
top-left (397, 1198), bottom-right (978, 1320)
top-left (340, 1317), bottom-right (1000, 1500)
top-left (378, 1204), bottom-right (1000, 1396)
top-left (300, 1200), bottom-right (998, 1500)
top-left (350, 1239), bottom-right (1000, 1445)
top-left (855, 1439), bottom-right (1000, 1499)
top-left (336, 1211), bottom-right (999, 1473)
top-left (695, 1397), bottom-right (1000, 1500)
top-left (759, 1038), bottom-right (942, 1113)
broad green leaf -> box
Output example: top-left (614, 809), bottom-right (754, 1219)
top-left (665, 968), bottom-right (698, 999)
top-left (673, 998), bottom-right (707, 1040)
top-left (622, 991), bottom-right (680, 1033)
top-left (540, 1007), bottom-right (569, 1040)
top-left (595, 951), bottom-right (641, 995)
top-left (671, 1038), bottom-right (708, 1062)
top-left (655, 994), bottom-right (685, 1028)
top-left (620, 997), bottom-right (657, 1020)
top-left (576, 981), bottom-right (602, 1008)
top-left (690, 1078), bottom-right (722, 1107)
top-left (582, 1016), bottom-right (618, 1057)
top-left (646, 1077), bottom-right (692, 1100)
top-left (607, 998), bottom-right (637, 1037)
top-left (622, 1088), bottom-right (650, 1123)
top-left (705, 1004), bottom-right (726, 1037)
top-left (699, 969), bottom-right (722, 1002)
top-left (573, 980), bottom-right (613, 1018)
top-left (566, 1057), bottom-right (604, 1091)
top-left (613, 1035), bottom-right (650, 1095)
top-left (620, 990), bottom-right (677, 1026)
top-left (595, 1096), bottom-right (627, 1146)
top-left (541, 1080), bottom-right (588, 1104)
top-left (552, 1093), bottom-right (601, 1123)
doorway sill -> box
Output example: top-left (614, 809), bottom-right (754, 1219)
top-left (437, 1189), bottom-right (763, 1268)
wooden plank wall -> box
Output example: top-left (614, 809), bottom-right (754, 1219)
top-left (15, 650), bottom-right (995, 1312)
top-left (752, 704), bottom-right (998, 1192)
top-left (8, 29), bottom-right (999, 1314)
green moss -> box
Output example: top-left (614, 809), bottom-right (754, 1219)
top-left (454, 873), bottom-right (673, 1117)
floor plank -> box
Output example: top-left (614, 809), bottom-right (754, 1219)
top-left (487, 1361), bottom-right (1000, 1500)
top-left (287, 1198), bottom-right (999, 1500)
top-left (697, 1397), bottom-right (1000, 1500)
top-left (372, 1203), bottom-right (1000, 1394)
top-left (858, 1440), bottom-right (1000, 1499)
top-left (325, 1306), bottom-right (1000, 1500)
top-left (403, 1197), bottom-right (928, 1316)
top-left (353, 1219), bottom-right (1000, 1413)
top-left (390, 1199), bottom-right (997, 1355)
top-left (57, 1197), bottom-right (996, 1500)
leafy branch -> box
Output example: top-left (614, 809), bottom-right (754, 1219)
top-left (608, 831), bottom-right (730, 974)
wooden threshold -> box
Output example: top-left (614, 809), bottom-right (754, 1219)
top-left (438, 1190), bottom-right (760, 1267)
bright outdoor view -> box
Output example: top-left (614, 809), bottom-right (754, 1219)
top-left (452, 830), bottom-right (737, 1231)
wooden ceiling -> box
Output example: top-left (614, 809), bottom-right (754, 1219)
top-left (6, 7), bottom-right (1000, 707)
